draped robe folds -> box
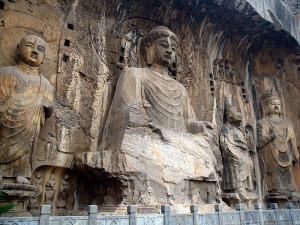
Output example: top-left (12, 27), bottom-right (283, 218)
top-left (220, 122), bottom-right (253, 191)
top-left (257, 117), bottom-right (297, 195)
top-left (101, 67), bottom-right (197, 149)
top-left (0, 66), bottom-right (53, 178)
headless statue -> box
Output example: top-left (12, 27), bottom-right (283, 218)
top-left (257, 88), bottom-right (299, 198)
top-left (0, 35), bottom-right (53, 183)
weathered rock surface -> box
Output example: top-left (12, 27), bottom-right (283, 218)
top-left (0, 0), bottom-right (299, 215)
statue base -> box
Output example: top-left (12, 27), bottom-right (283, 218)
top-left (266, 191), bottom-right (300, 208)
top-left (222, 190), bottom-right (258, 208)
top-left (75, 136), bottom-right (220, 208)
top-left (0, 183), bottom-right (35, 217)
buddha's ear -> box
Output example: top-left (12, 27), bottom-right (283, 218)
top-left (145, 42), bottom-right (154, 66)
top-left (17, 44), bottom-right (20, 55)
top-left (41, 52), bottom-right (45, 64)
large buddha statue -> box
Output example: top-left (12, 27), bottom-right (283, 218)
top-left (101, 26), bottom-right (214, 149)
top-left (97, 26), bottom-right (220, 205)
top-left (0, 35), bottom-right (53, 183)
top-left (257, 88), bottom-right (299, 199)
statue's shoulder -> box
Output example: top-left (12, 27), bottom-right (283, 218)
top-left (40, 75), bottom-right (52, 86)
top-left (40, 75), bottom-right (54, 99)
top-left (257, 118), bottom-right (268, 126)
top-left (123, 67), bottom-right (147, 76)
top-left (121, 67), bottom-right (148, 81)
top-left (281, 117), bottom-right (293, 126)
top-left (0, 66), bottom-right (16, 77)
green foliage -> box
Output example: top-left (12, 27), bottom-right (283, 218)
top-left (0, 203), bottom-right (15, 215)
top-left (0, 192), bottom-right (15, 215)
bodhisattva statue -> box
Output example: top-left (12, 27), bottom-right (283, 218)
top-left (0, 35), bottom-right (53, 183)
top-left (101, 26), bottom-right (213, 148)
top-left (257, 89), bottom-right (299, 198)
top-left (220, 103), bottom-right (254, 202)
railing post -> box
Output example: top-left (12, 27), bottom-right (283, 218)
top-left (286, 203), bottom-right (296, 225)
top-left (271, 203), bottom-right (279, 225)
top-left (215, 204), bottom-right (223, 225)
top-left (236, 204), bottom-right (246, 225)
top-left (190, 205), bottom-right (199, 225)
top-left (161, 205), bottom-right (170, 225)
top-left (40, 205), bottom-right (51, 225)
top-left (88, 205), bottom-right (98, 225)
top-left (254, 203), bottom-right (264, 225)
top-left (127, 205), bottom-right (137, 225)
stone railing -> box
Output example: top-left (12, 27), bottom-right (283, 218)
top-left (1, 203), bottom-right (300, 225)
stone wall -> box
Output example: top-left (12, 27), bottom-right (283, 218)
top-left (0, 0), bottom-right (299, 215)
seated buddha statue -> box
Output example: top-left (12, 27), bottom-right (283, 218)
top-left (98, 26), bottom-right (221, 205)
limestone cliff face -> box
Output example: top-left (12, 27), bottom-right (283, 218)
top-left (0, 0), bottom-right (299, 215)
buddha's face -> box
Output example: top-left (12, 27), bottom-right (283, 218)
top-left (265, 98), bottom-right (282, 115)
top-left (19, 35), bottom-right (46, 67)
top-left (152, 36), bottom-right (177, 67)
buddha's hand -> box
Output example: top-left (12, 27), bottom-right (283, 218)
top-left (142, 100), bottom-right (152, 109)
top-left (128, 101), bottom-right (153, 128)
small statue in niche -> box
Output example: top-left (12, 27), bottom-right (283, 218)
top-left (45, 170), bottom-right (56, 204)
top-left (101, 26), bottom-right (214, 149)
top-left (57, 174), bottom-right (70, 209)
top-left (220, 103), bottom-right (254, 200)
top-left (257, 88), bottom-right (299, 198)
top-left (0, 35), bottom-right (53, 183)
top-left (29, 171), bottom-right (43, 210)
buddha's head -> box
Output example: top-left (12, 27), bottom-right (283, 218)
top-left (261, 88), bottom-right (282, 116)
top-left (141, 26), bottom-right (179, 68)
top-left (18, 35), bottom-right (46, 67)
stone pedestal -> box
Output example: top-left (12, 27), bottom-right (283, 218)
top-left (222, 191), bottom-right (258, 208)
top-left (266, 191), bottom-right (300, 208)
top-left (75, 126), bottom-right (221, 210)
top-left (0, 183), bottom-right (35, 217)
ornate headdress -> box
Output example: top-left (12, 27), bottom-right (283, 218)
top-left (260, 88), bottom-right (281, 103)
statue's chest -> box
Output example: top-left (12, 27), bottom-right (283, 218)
top-left (12, 74), bottom-right (42, 99)
top-left (267, 119), bottom-right (287, 138)
top-left (143, 73), bottom-right (184, 130)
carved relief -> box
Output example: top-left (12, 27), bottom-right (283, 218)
top-left (0, 35), bottom-right (54, 182)
top-left (257, 88), bottom-right (299, 200)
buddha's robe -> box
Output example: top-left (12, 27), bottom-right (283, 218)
top-left (101, 67), bottom-right (197, 149)
top-left (0, 66), bottom-right (53, 178)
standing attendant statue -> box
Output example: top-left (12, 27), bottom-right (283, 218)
top-left (257, 88), bottom-right (299, 198)
top-left (220, 103), bottom-right (255, 204)
top-left (0, 35), bottom-right (53, 183)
